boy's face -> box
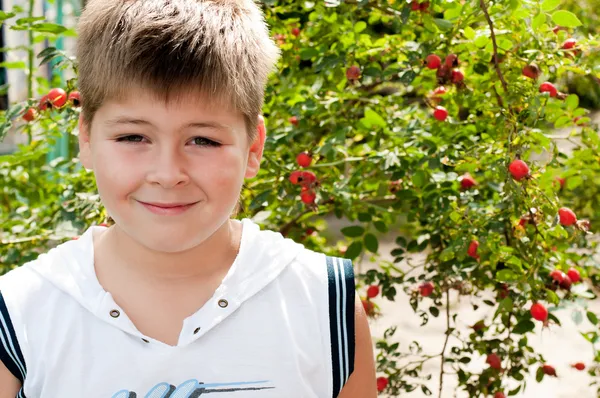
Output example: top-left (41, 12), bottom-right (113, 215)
top-left (78, 88), bottom-right (265, 253)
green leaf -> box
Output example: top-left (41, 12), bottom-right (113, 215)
top-left (31, 23), bottom-right (68, 34)
top-left (0, 11), bottom-right (16, 21)
top-left (429, 306), bottom-right (440, 317)
top-left (474, 36), bottom-right (489, 48)
top-left (587, 311), bottom-right (598, 325)
top-left (494, 297), bottom-right (513, 320)
top-left (354, 21), bottom-right (367, 33)
top-left (444, 5), bottom-right (462, 20)
top-left (565, 94), bottom-right (579, 111)
top-left (358, 212), bottom-right (372, 222)
top-left (373, 221), bottom-right (388, 233)
top-left (364, 233), bottom-right (379, 253)
top-left (536, 367), bottom-right (544, 382)
top-left (0, 61), bottom-right (26, 69)
top-left (505, 256), bottom-right (522, 269)
top-left (344, 241), bottom-right (363, 259)
top-left (546, 289), bottom-right (560, 305)
top-left (37, 46), bottom-right (57, 59)
top-left (398, 70), bottom-right (416, 84)
top-left (497, 38), bottom-right (513, 51)
top-left (554, 115), bottom-right (572, 128)
top-left (15, 16), bottom-right (45, 24)
top-left (360, 108), bottom-right (386, 128)
top-left (299, 47), bottom-right (318, 60)
top-left (551, 10), bottom-right (582, 28)
top-left (412, 170), bottom-right (427, 188)
top-left (440, 247), bottom-right (455, 261)
top-left (433, 18), bottom-right (453, 31)
top-left (249, 189), bottom-right (272, 210)
top-left (513, 319), bottom-right (535, 334)
top-left (565, 175), bottom-right (583, 190)
top-left (341, 225), bottom-right (365, 238)
top-left (496, 269), bottom-right (519, 282)
top-left (449, 212), bottom-right (461, 223)
top-left (463, 26), bottom-right (475, 40)
top-left (541, 0), bottom-right (561, 11)
top-left (532, 13), bottom-right (546, 30)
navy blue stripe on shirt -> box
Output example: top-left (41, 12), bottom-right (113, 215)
top-left (0, 291), bottom-right (27, 384)
top-left (326, 256), bottom-right (355, 397)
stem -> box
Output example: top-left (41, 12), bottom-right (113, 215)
top-left (311, 156), bottom-right (365, 168)
top-left (479, 0), bottom-right (509, 95)
top-left (398, 353), bottom-right (441, 371)
top-left (1, 234), bottom-right (51, 244)
top-left (501, 312), bottom-right (513, 382)
top-left (26, 0), bottom-right (35, 144)
top-left (279, 198), bottom-right (335, 236)
top-left (438, 289), bottom-right (451, 398)
top-left (344, 0), bottom-right (402, 17)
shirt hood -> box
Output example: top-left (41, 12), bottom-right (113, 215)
top-left (23, 218), bottom-right (306, 345)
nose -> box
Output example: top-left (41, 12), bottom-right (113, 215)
top-left (146, 147), bottom-right (190, 188)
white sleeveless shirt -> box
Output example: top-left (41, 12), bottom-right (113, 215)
top-left (0, 219), bottom-right (355, 397)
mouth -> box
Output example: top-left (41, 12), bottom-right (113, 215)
top-left (139, 201), bottom-right (198, 208)
top-left (136, 200), bottom-right (200, 215)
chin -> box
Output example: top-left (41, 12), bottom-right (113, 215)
top-left (138, 232), bottom-right (207, 254)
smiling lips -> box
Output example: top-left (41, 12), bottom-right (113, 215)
top-left (138, 200), bottom-right (199, 215)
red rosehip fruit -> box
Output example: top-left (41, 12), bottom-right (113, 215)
top-left (539, 82), bottom-right (558, 97)
top-left (522, 64), bottom-right (540, 79)
top-left (300, 190), bottom-right (316, 204)
top-left (433, 106), bottom-right (448, 121)
top-left (467, 240), bottom-right (479, 259)
top-left (346, 65), bottom-right (361, 81)
top-left (296, 152), bottom-right (312, 168)
top-left (530, 302), bottom-right (548, 322)
top-left (508, 159), bottom-right (530, 181)
top-left (22, 108), bottom-right (36, 122)
top-left (425, 54), bottom-right (442, 69)
top-left (367, 285), bottom-right (380, 299)
top-left (567, 268), bottom-right (581, 283)
top-left (558, 207), bottom-right (577, 226)
top-left (562, 38), bottom-right (577, 50)
top-left (419, 282), bottom-right (434, 297)
top-left (68, 91), bottom-right (81, 107)
top-left (48, 88), bottom-right (67, 108)
top-left (486, 353), bottom-right (502, 370)
top-left (376, 376), bottom-right (388, 392)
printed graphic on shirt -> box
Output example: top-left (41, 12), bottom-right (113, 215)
top-left (111, 379), bottom-right (275, 397)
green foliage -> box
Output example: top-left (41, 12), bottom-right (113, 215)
top-left (0, 0), bottom-right (599, 396)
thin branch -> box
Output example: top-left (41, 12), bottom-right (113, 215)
top-left (344, 0), bottom-right (403, 17)
top-left (278, 199), bottom-right (334, 236)
top-left (438, 289), bottom-right (452, 398)
top-left (480, 0), bottom-right (509, 95)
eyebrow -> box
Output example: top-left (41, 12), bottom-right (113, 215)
top-left (103, 116), bottom-right (232, 133)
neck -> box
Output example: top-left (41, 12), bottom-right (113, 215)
top-left (95, 219), bottom-right (242, 286)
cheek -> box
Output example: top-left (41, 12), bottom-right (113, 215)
top-left (91, 144), bottom-right (139, 196)
top-left (201, 147), bottom-right (247, 189)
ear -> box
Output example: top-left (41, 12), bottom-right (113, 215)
top-left (78, 114), bottom-right (93, 170)
top-left (245, 115), bottom-right (266, 178)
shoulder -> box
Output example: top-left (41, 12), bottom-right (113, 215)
top-left (289, 241), bottom-right (355, 279)
top-left (337, 295), bottom-right (377, 398)
top-left (0, 252), bottom-right (71, 329)
top-left (0, 264), bottom-right (45, 387)
top-left (0, 263), bottom-right (48, 308)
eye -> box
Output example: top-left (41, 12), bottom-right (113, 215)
top-left (192, 137), bottom-right (221, 147)
top-left (116, 135), bottom-right (145, 143)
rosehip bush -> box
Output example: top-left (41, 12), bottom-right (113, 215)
top-left (1, 0), bottom-right (600, 397)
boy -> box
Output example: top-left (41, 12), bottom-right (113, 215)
top-left (0, 0), bottom-right (377, 397)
